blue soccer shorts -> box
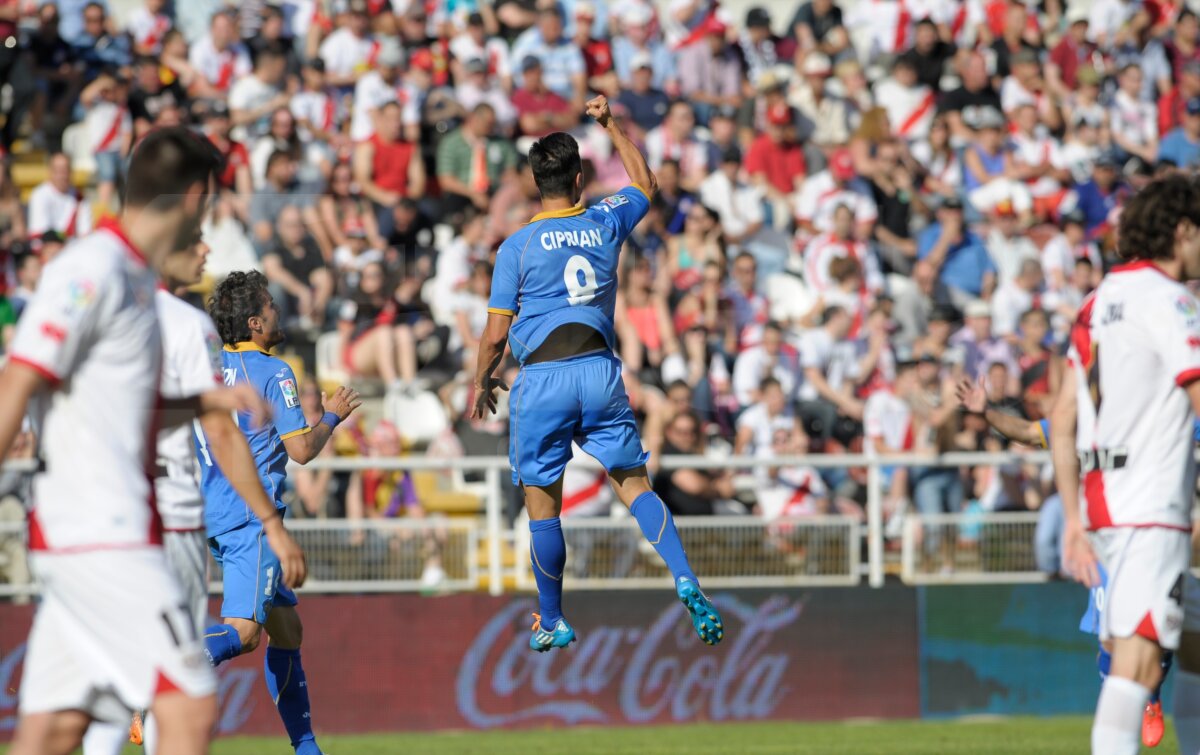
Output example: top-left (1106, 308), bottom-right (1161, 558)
top-left (509, 351), bottom-right (650, 487)
top-left (209, 516), bottom-right (298, 624)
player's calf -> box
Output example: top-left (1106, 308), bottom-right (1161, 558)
top-left (1094, 635), bottom-right (1163, 755)
top-left (152, 690), bottom-right (216, 755)
top-left (10, 711), bottom-right (90, 755)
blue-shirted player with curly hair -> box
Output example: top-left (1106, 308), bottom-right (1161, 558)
top-left (470, 95), bottom-right (724, 652)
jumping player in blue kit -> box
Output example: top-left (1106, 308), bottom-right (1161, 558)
top-left (957, 378), bottom-right (1180, 747)
top-left (470, 95), bottom-right (724, 652)
top-left (196, 271), bottom-right (362, 755)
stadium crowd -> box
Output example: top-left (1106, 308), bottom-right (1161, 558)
top-left (0, 0), bottom-right (1193, 580)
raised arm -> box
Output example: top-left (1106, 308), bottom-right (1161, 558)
top-left (587, 95), bottom-right (657, 196)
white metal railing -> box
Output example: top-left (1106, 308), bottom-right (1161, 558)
top-left (901, 512), bottom-right (1049, 585)
top-left (514, 515), bottom-right (861, 589)
top-left (0, 450), bottom-right (1062, 597)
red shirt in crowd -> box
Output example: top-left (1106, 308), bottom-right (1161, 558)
top-left (512, 88), bottom-right (571, 138)
top-left (211, 138), bottom-right (249, 191)
top-left (743, 135), bottom-right (807, 195)
top-left (1048, 35), bottom-right (1095, 91)
top-left (370, 134), bottom-right (416, 196)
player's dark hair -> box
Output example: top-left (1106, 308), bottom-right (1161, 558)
top-left (123, 126), bottom-right (222, 209)
top-left (1117, 174), bottom-right (1200, 261)
top-left (529, 132), bottom-right (582, 199)
top-left (209, 270), bottom-right (271, 345)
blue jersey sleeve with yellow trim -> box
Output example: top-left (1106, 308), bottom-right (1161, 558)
top-left (1037, 419), bottom-right (1050, 449)
top-left (589, 185), bottom-right (651, 242)
top-left (263, 362), bottom-right (309, 440)
top-left (487, 238), bottom-right (520, 315)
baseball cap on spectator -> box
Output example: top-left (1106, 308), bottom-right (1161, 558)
top-left (377, 39), bottom-right (404, 68)
top-left (1094, 150), bottom-right (1121, 169)
top-left (829, 149), bottom-right (856, 180)
top-left (756, 69), bottom-right (787, 93)
top-left (630, 51), bottom-right (653, 71)
top-left (767, 103), bottom-right (793, 126)
top-left (346, 0), bottom-right (368, 15)
top-left (964, 300), bottom-right (991, 319)
top-left (576, 1), bottom-right (596, 19)
top-left (1066, 4), bottom-right (1089, 25)
top-left (464, 57), bottom-right (488, 74)
top-left (746, 7), bottom-right (771, 29)
top-left (803, 53), bottom-right (832, 77)
top-left (521, 55), bottom-right (542, 73)
top-left (965, 105), bottom-right (1006, 131)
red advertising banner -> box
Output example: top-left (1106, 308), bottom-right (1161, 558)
top-left (0, 588), bottom-right (919, 739)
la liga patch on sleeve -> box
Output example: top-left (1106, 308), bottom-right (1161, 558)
top-left (279, 378), bottom-right (299, 408)
top-left (601, 194), bottom-right (629, 208)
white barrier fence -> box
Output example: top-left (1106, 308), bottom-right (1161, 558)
top-left (0, 450), bottom-right (1066, 597)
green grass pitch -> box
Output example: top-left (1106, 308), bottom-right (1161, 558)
top-left (5, 717), bottom-right (1174, 754)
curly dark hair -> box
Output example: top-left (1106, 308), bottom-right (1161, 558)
top-left (1117, 174), bottom-right (1200, 261)
top-left (208, 271), bottom-right (270, 345)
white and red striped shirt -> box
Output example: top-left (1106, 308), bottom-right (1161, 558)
top-left (793, 171), bottom-right (879, 236)
top-left (875, 79), bottom-right (935, 142)
top-left (27, 181), bottom-right (92, 239)
top-left (864, 388), bottom-right (914, 454)
top-left (8, 220), bottom-right (163, 552)
top-left (319, 28), bottom-right (377, 80)
top-left (802, 231), bottom-right (883, 296)
top-left (85, 100), bottom-right (131, 155)
top-left (128, 7), bottom-right (171, 53)
top-left (291, 89), bottom-right (338, 142)
top-left (188, 34), bottom-right (252, 92)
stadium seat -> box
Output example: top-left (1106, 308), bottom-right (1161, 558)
top-left (384, 389), bottom-right (449, 446)
top-left (61, 122), bottom-right (96, 176)
top-left (314, 331), bottom-right (350, 393)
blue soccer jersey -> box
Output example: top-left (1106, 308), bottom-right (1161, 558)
top-left (487, 184), bottom-right (650, 364)
top-left (196, 342), bottom-right (310, 537)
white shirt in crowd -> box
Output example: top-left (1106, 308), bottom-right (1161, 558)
top-left (802, 232), bottom-right (883, 296)
top-left (794, 171), bottom-right (878, 235)
top-left (127, 7), bottom-right (172, 53)
top-left (350, 71), bottom-right (420, 142)
top-left (319, 28), bottom-right (377, 82)
top-left (797, 327), bottom-right (857, 402)
top-left (864, 388), bottom-right (913, 454)
top-left (698, 171), bottom-right (764, 241)
top-left (188, 34), bottom-right (252, 92)
top-left (27, 181), bottom-right (92, 238)
top-left (228, 74), bottom-right (281, 143)
top-left (732, 344), bottom-right (800, 407)
top-left (291, 89), bottom-right (338, 142)
top-left (85, 100), bottom-right (131, 155)
top-left (1109, 90), bottom-right (1158, 150)
top-left (874, 78), bottom-right (935, 142)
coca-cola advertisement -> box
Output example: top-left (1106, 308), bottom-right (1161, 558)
top-left (0, 588), bottom-right (920, 738)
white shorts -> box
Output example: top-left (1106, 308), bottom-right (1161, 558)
top-left (163, 529), bottom-right (209, 633)
top-left (20, 549), bottom-right (217, 723)
top-left (1092, 527), bottom-right (1198, 650)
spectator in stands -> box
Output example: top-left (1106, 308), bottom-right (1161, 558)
top-left (436, 103), bottom-right (518, 215)
top-left (745, 104), bottom-right (806, 231)
top-left (700, 146), bottom-right (779, 272)
top-left (10, 250), bottom-right (41, 321)
top-left (263, 205), bottom-right (333, 330)
top-left (128, 54), bottom-right (186, 138)
top-left (985, 201), bottom-right (1041, 287)
top-left (189, 8), bottom-right (251, 98)
top-left (725, 251), bottom-right (768, 348)
top-left (803, 203), bottom-right (881, 297)
top-left (917, 195), bottom-right (995, 306)
top-left (939, 52), bottom-right (1002, 143)
top-left (78, 72), bottom-right (131, 216)
top-left (74, 2), bottom-right (132, 81)
top-left (614, 53), bottom-right (670, 134)
top-left (875, 56), bottom-right (935, 146)
top-left (1160, 61), bottom-right (1200, 136)
top-left (733, 321), bottom-right (799, 410)
top-left (646, 100), bottom-right (709, 193)
top-left (1158, 98), bottom-right (1200, 169)
top-left (788, 53), bottom-right (850, 149)
top-left (615, 254), bottom-right (676, 379)
top-left (676, 16), bottom-right (743, 127)
top-left (1047, 6), bottom-right (1095, 97)
top-left (229, 40), bottom-right (291, 144)
top-left (27, 152), bottom-right (90, 242)
top-left (455, 57), bottom-right (517, 131)
top-left (864, 356), bottom-right (918, 528)
top-left (340, 260), bottom-right (423, 393)
top-left (1109, 63), bottom-right (1159, 165)
top-left (449, 259), bottom-right (492, 371)
top-left (798, 305), bottom-right (862, 440)
top-left (349, 38), bottom-right (419, 144)
top-left (0, 164), bottom-right (26, 247)
top-left (610, 2), bottom-right (675, 93)
top-left (449, 12), bottom-right (513, 92)
top-left (953, 299), bottom-right (1017, 381)
top-left (510, 6), bottom-right (585, 109)
top-left (318, 0), bottom-right (374, 90)
top-left (790, 0), bottom-right (844, 55)
top-left (353, 101), bottom-right (425, 240)
top-left (250, 107), bottom-right (330, 199)
top-left (512, 56), bottom-right (575, 138)
top-left (660, 202), bottom-right (723, 292)
top-left (899, 18), bottom-right (954, 91)
top-left (991, 258), bottom-right (1048, 338)
top-left (248, 150), bottom-right (318, 254)
top-left (201, 99), bottom-right (253, 217)
top-left (29, 4), bottom-right (82, 148)
top-left (794, 147), bottom-right (877, 242)
top-left (128, 0), bottom-right (171, 56)
top-left (319, 161), bottom-right (386, 259)
top-left (653, 410), bottom-right (737, 516)
top-left (868, 140), bottom-right (922, 274)
top-left (735, 376), bottom-right (808, 458)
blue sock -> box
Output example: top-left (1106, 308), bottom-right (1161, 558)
top-left (630, 491), bottom-right (697, 586)
top-left (1097, 646), bottom-right (1111, 681)
top-left (1152, 652), bottom-right (1174, 704)
top-left (529, 517), bottom-right (566, 628)
top-left (203, 624), bottom-right (243, 667)
top-left (264, 647), bottom-right (320, 754)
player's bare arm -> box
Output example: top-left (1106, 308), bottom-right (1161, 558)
top-left (588, 95), bottom-right (658, 197)
top-left (955, 378), bottom-right (1044, 446)
top-left (471, 313), bottom-right (511, 420)
top-left (1049, 364), bottom-right (1098, 587)
top-left (160, 383), bottom-right (273, 430)
top-left (0, 361), bottom-right (45, 462)
top-left (282, 385), bottom-right (362, 464)
top-left (200, 411), bottom-right (308, 588)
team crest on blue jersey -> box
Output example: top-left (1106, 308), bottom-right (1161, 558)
top-left (279, 378), bottom-right (299, 408)
top-left (601, 194), bottom-right (629, 209)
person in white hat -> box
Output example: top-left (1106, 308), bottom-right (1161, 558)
top-left (349, 37), bottom-right (420, 143)
top-left (611, 1), bottom-right (676, 92)
top-left (1046, 4), bottom-right (1094, 99)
